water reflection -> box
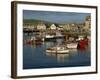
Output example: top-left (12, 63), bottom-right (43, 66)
top-left (46, 52), bottom-right (69, 63)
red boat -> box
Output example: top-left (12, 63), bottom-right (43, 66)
top-left (77, 38), bottom-right (89, 50)
top-left (24, 39), bottom-right (43, 45)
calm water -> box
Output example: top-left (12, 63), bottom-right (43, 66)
top-left (23, 33), bottom-right (91, 69)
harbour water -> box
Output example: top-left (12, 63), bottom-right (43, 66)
top-left (23, 33), bottom-right (91, 69)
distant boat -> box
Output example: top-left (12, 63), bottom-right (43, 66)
top-left (67, 43), bottom-right (78, 49)
top-left (44, 33), bottom-right (64, 41)
top-left (24, 37), bottom-right (43, 45)
top-left (46, 46), bottom-right (69, 54)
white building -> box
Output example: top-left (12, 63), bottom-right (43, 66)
top-left (23, 24), bottom-right (35, 30)
top-left (59, 24), bottom-right (69, 30)
top-left (36, 23), bottom-right (46, 30)
top-left (50, 24), bottom-right (57, 30)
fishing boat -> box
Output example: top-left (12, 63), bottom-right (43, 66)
top-left (77, 38), bottom-right (89, 49)
top-left (46, 46), bottom-right (69, 54)
top-left (24, 37), bottom-right (43, 45)
top-left (67, 43), bottom-right (78, 49)
top-left (44, 32), bottom-right (64, 40)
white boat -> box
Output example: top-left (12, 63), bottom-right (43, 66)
top-left (67, 43), bottom-right (78, 49)
top-left (46, 46), bottom-right (69, 54)
top-left (45, 35), bottom-right (54, 38)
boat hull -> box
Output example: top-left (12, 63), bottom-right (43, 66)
top-left (46, 50), bottom-right (69, 54)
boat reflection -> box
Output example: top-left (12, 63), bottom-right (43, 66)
top-left (46, 52), bottom-right (69, 63)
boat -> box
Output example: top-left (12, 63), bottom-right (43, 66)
top-left (67, 43), bottom-right (78, 49)
top-left (45, 35), bottom-right (54, 39)
top-left (46, 46), bottom-right (69, 54)
top-left (24, 37), bottom-right (43, 45)
top-left (45, 32), bottom-right (64, 39)
top-left (77, 38), bottom-right (89, 49)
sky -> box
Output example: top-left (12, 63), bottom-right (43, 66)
top-left (23, 10), bottom-right (90, 24)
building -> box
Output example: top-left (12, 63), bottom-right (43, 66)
top-left (59, 24), bottom-right (71, 31)
top-left (59, 23), bottom-right (79, 32)
top-left (83, 16), bottom-right (91, 32)
top-left (23, 24), bottom-right (35, 30)
top-left (36, 23), bottom-right (46, 30)
top-left (70, 23), bottom-right (78, 32)
top-left (50, 24), bottom-right (57, 30)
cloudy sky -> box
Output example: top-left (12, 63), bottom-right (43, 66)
top-left (23, 10), bottom-right (90, 24)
